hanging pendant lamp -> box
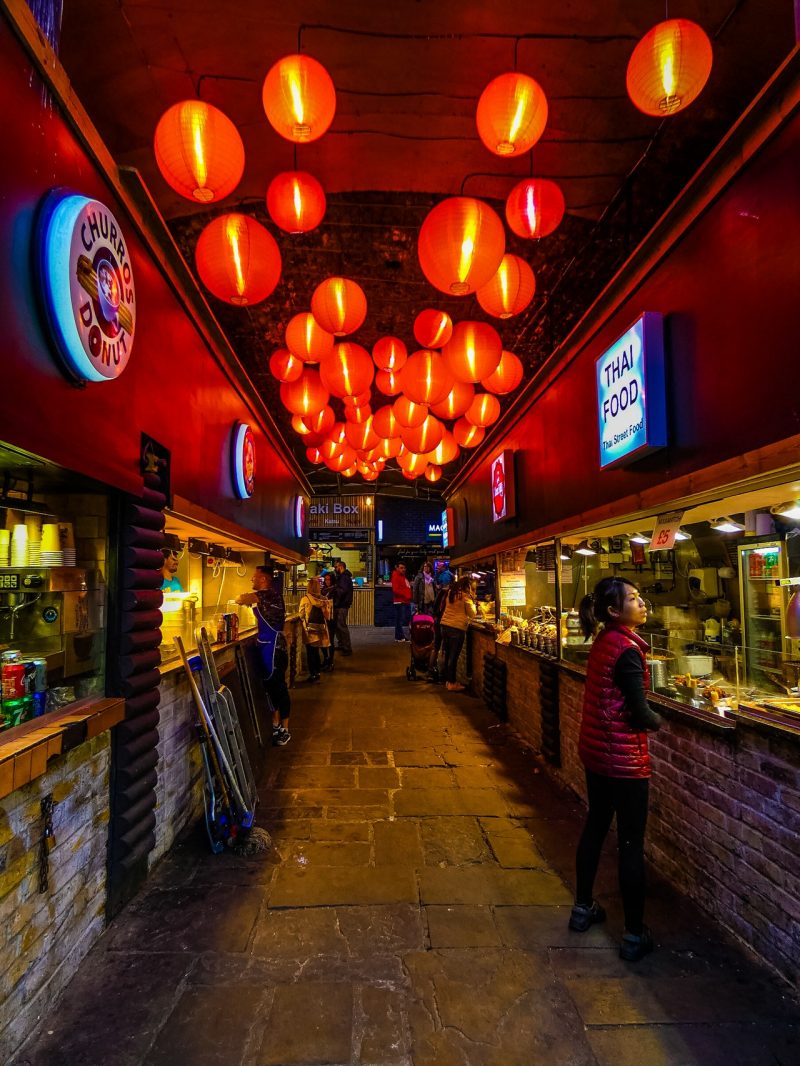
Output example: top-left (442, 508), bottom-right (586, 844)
top-left (505, 177), bottom-right (565, 239)
top-left (476, 71), bottom-right (548, 157)
top-left (154, 100), bottom-right (244, 204)
top-left (262, 54), bottom-right (336, 143)
top-left (481, 350), bottom-right (524, 395)
top-left (319, 342), bottom-right (374, 398)
top-left (399, 350), bottom-right (454, 406)
top-left (267, 171), bottom-right (326, 233)
top-left (476, 254), bottom-right (536, 319)
top-left (372, 336), bottom-right (408, 371)
top-left (442, 321), bottom-right (503, 383)
top-left (285, 312), bottom-right (335, 364)
top-left (311, 277), bottom-right (367, 336)
top-left (418, 197), bottom-right (505, 296)
top-left (413, 309), bottom-right (453, 349)
top-left (269, 347), bottom-right (303, 383)
top-left (626, 19), bottom-right (713, 116)
top-left (195, 214), bottom-right (281, 306)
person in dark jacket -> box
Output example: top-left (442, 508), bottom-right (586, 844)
top-left (570, 576), bottom-right (661, 962)
top-left (333, 560), bottom-right (353, 656)
top-left (320, 571), bottom-right (337, 671)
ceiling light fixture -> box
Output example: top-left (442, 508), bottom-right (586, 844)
top-left (628, 532), bottom-right (651, 544)
top-left (712, 517), bottom-right (745, 533)
top-left (774, 501), bottom-right (800, 520)
top-left (575, 540), bottom-right (597, 556)
top-left (626, 19), bottom-right (713, 117)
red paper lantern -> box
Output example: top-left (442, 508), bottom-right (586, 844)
top-left (303, 431), bottom-right (325, 448)
top-left (361, 468), bottom-right (380, 481)
top-left (413, 309), bottom-right (453, 349)
top-left (397, 450), bottom-right (428, 475)
top-left (401, 415), bottom-right (444, 454)
top-left (326, 445), bottom-right (357, 472)
top-left (319, 438), bottom-right (342, 461)
top-left (402, 469), bottom-right (423, 480)
top-left (320, 342), bottom-right (374, 398)
top-left (154, 100), bottom-right (244, 204)
top-left (279, 369), bottom-right (329, 416)
top-left (443, 321), bottom-right (502, 383)
top-left (311, 277), bottom-right (367, 336)
top-left (267, 171), bottom-right (326, 233)
top-left (306, 446), bottom-right (324, 464)
top-left (418, 197), bottom-right (505, 296)
top-left (344, 404), bottom-right (372, 425)
top-left (376, 436), bottom-right (403, 459)
top-left (327, 422), bottom-right (347, 446)
top-left (627, 20), bottom-right (712, 117)
top-left (345, 418), bottom-right (379, 452)
top-left (376, 368), bottom-right (402, 396)
top-left (372, 336), bottom-right (408, 371)
top-left (262, 54), bottom-right (336, 143)
top-left (482, 350), bottom-right (524, 395)
top-left (476, 72), bottom-right (548, 157)
top-left (426, 430), bottom-right (460, 466)
top-left (424, 464), bottom-right (442, 483)
top-left (299, 405), bottom-right (335, 436)
top-left (343, 391), bottom-right (372, 408)
top-left (393, 396), bottom-right (428, 429)
top-left (399, 350), bottom-right (454, 406)
top-left (430, 381), bottom-right (475, 420)
top-left (195, 214), bottom-right (281, 305)
top-left (270, 347), bottom-right (303, 382)
top-left (505, 178), bottom-right (565, 239)
top-left (465, 392), bottom-right (501, 427)
top-left (372, 405), bottom-right (400, 438)
top-left (285, 312), bottom-right (335, 364)
top-left (477, 254), bottom-right (536, 319)
top-left (292, 413), bottom-right (312, 435)
top-left (340, 463), bottom-right (359, 478)
top-left (453, 417), bottom-right (486, 448)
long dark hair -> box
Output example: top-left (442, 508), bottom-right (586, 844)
top-left (448, 575), bottom-right (473, 603)
top-left (578, 576), bottom-right (638, 638)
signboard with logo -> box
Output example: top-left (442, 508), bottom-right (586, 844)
top-left (426, 521), bottom-right (443, 543)
top-left (309, 528), bottom-right (371, 543)
top-left (37, 190), bottom-right (136, 383)
top-left (294, 495), bottom-right (306, 538)
top-left (490, 450), bottom-right (516, 522)
top-left (441, 507), bottom-right (455, 549)
top-left (231, 422), bottom-right (256, 499)
top-left (308, 495), bottom-right (374, 528)
top-left (596, 312), bottom-right (667, 469)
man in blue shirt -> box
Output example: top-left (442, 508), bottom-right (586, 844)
top-left (161, 549), bottom-right (182, 591)
top-left (436, 560), bottom-right (453, 588)
top-left (236, 565), bottom-right (291, 745)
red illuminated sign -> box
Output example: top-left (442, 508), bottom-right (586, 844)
top-left (490, 450), bottom-right (515, 522)
top-left (231, 422), bottom-right (256, 499)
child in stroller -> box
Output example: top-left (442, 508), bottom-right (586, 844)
top-left (405, 613), bottom-right (439, 681)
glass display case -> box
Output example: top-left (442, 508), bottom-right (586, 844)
top-left (497, 544), bottom-right (559, 654)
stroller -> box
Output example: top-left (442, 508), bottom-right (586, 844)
top-left (406, 613), bottom-right (439, 681)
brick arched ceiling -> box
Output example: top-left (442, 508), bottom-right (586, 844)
top-left (58, 1), bottom-right (794, 493)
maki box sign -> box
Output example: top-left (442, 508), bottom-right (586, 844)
top-left (595, 312), bottom-right (667, 469)
top-left (308, 495), bottom-right (375, 528)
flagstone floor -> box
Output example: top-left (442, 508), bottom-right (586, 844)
top-left (13, 629), bottom-right (800, 1065)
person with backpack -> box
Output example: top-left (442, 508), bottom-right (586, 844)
top-left (299, 576), bottom-right (332, 683)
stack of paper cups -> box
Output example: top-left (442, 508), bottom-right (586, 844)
top-left (59, 522), bottom-right (76, 567)
top-left (11, 524), bottom-right (28, 567)
top-left (40, 523), bottom-right (63, 567)
top-left (0, 530), bottom-right (9, 567)
top-left (25, 515), bottom-right (42, 567)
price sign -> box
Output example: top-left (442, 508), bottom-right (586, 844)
top-left (649, 510), bottom-right (684, 551)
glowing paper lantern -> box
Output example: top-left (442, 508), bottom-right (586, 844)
top-left (376, 436), bottom-right (403, 459)
top-left (401, 415), bottom-right (444, 454)
top-left (285, 312), bottom-right (335, 364)
top-left (340, 463), bottom-right (358, 478)
top-left (343, 391), bottom-right (372, 408)
top-left (372, 336), bottom-right (408, 371)
top-left (505, 178), bottom-right (565, 239)
top-left (413, 309), bottom-right (453, 349)
top-left (320, 342), bottom-right (373, 398)
top-left (306, 446), bottom-right (324, 464)
top-left (267, 171), bottom-right (326, 233)
top-left (326, 446), bottom-right (357, 472)
top-left (319, 439), bottom-right (342, 461)
top-left (443, 321), bottom-right (502, 383)
top-left (361, 468), bottom-right (380, 481)
top-left (482, 350), bottom-right (524, 395)
top-left (454, 417), bottom-right (486, 448)
top-left (477, 254), bottom-right (536, 319)
top-left (292, 413), bottom-right (312, 435)
top-left (430, 380), bottom-right (475, 420)
top-left (195, 214), bottom-right (281, 306)
top-left (465, 392), bottom-right (501, 427)
top-left (376, 369), bottom-right (402, 396)
top-left (372, 405), bottom-right (400, 438)
top-left (397, 450), bottom-right (428, 475)
top-left (476, 72), bottom-right (548, 157)
top-left (262, 54), bottom-right (336, 143)
top-left (344, 404), bottom-right (372, 424)
top-left (426, 430), bottom-right (460, 466)
top-left (299, 405), bottom-right (335, 436)
top-left (418, 197), bottom-right (505, 296)
top-left (279, 369), bottom-right (328, 416)
top-left (311, 277), bottom-right (367, 336)
top-left (345, 418), bottom-right (379, 452)
top-left (327, 422), bottom-right (347, 446)
top-left (154, 100), bottom-right (244, 204)
top-left (393, 396), bottom-right (428, 429)
top-left (425, 464), bottom-right (442, 483)
top-left (402, 469), bottom-right (422, 481)
top-left (400, 350), bottom-right (454, 406)
top-left (627, 20), bottom-right (713, 117)
top-left (270, 347), bottom-right (303, 382)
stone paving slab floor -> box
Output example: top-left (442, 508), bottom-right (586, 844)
top-left (11, 629), bottom-right (800, 1065)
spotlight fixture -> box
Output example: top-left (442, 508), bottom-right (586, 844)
top-left (674, 528), bottom-right (692, 541)
top-left (711, 517), bottom-right (745, 533)
top-left (559, 547), bottom-right (572, 561)
top-left (575, 539), bottom-right (597, 556)
top-left (628, 532), bottom-right (651, 545)
top-left (774, 501), bottom-right (800, 520)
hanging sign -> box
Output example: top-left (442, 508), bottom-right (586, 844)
top-left (442, 507), bottom-right (455, 549)
top-left (308, 495), bottom-right (374, 528)
top-left (490, 450), bottom-right (516, 522)
top-left (37, 190), bottom-right (136, 383)
top-left (596, 312), bottom-right (666, 469)
top-left (231, 422), bottom-right (256, 499)
top-left (649, 510), bottom-right (684, 551)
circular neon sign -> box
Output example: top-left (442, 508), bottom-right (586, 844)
top-left (231, 422), bottom-right (256, 499)
top-left (37, 190), bottom-right (136, 383)
top-left (294, 495), bottom-right (306, 537)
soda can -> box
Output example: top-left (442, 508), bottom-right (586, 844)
top-left (1, 662), bottom-right (25, 701)
top-left (3, 696), bottom-right (32, 727)
top-left (32, 691), bottom-right (48, 717)
top-left (31, 658), bottom-right (48, 693)
top-left (0, 649), bottom-right (21, 664)
top-left (23, 661), bottom-right (37, 695)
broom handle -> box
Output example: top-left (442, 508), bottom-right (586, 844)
top-left (175, 635), bottom-right (232, 811)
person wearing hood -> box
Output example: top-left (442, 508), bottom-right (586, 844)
top-left (299, 576), bottom-right (332, 683)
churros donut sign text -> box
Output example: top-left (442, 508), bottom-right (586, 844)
top-left (37, 190), bottom-right (136, 383)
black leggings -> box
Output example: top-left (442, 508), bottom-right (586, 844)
top-left (576, 769), bottom-right (649, 934)
top-left (263, 647), bottom-right (290, 722)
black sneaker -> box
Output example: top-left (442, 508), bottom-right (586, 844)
top-left (619, 925), bottom-right (654, 962)
top-left (273, 727), bottom-right (291, 747)
top-left (568, 900), bottom-right (607, 932)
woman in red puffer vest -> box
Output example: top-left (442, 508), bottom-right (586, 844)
top-left (569, 576), bottom-right (661, 963)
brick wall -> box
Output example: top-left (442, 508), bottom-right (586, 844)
top-left (469, 630), bottom-right (545, 751)
top-left (0, 735), bottom-right (110, 1061)
top-left (151, 669), bottom-right (204, 866)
